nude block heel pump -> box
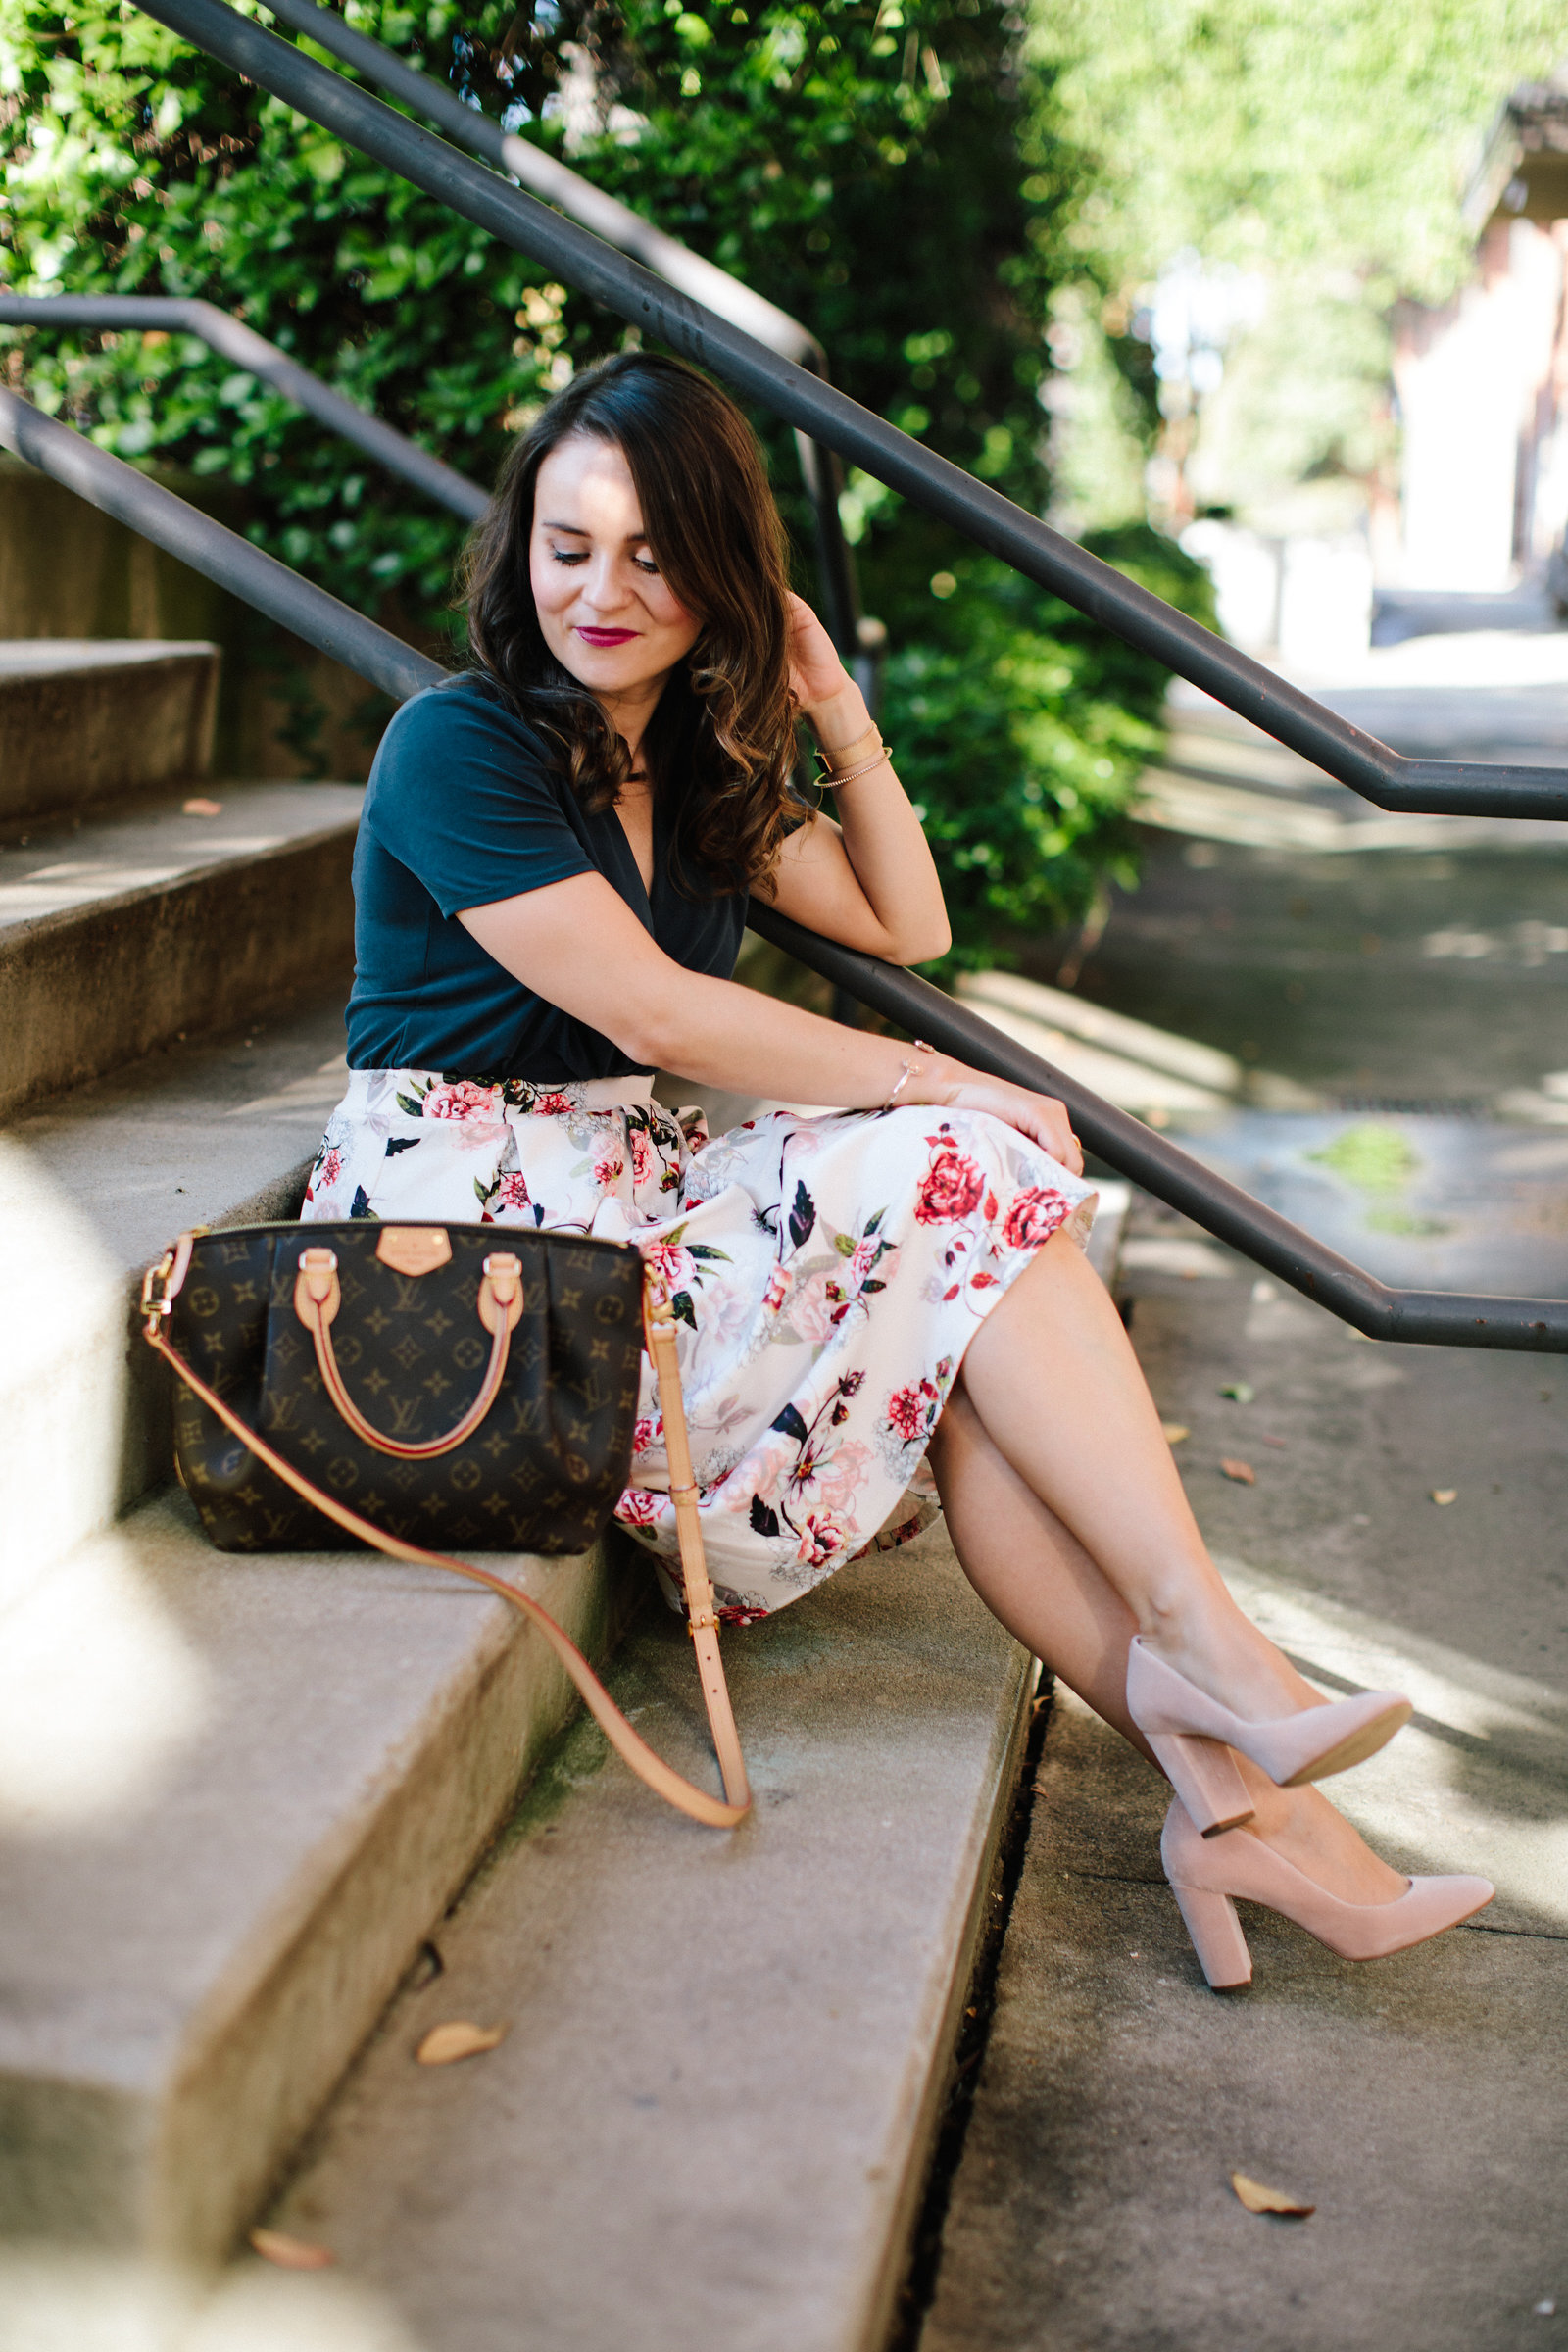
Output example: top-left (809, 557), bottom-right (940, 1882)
top-left (1143, 1729), bottom-right (1255, 1838)
top-left (1160, 1796), bottom-right (1494, 1991)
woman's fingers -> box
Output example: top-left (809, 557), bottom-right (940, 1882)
top-left (946, 1079), bottom-right (1083, 1174)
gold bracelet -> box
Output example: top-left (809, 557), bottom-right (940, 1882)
top-left (883, 1041), bottom-right (935, 1107)
top-left (816, 741), bottom-right (892, 788)
top-left (814, 718), bottom-right (880, 767)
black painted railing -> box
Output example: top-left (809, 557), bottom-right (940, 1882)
top-left (0, 291), bottom-right (487, 521)
top-left (4, 383), bottom-right (1566, 1349)
top-left (132, 0), bottom-right (1568, 821)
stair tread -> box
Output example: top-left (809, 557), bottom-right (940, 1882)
top-left (264, 1517), bottom-right (1033, 2352)
top-left (0, 1485), bottom-right (633, 2256)
top-left (0, 999), bottom-right (350, 1607)
top-left (0, 637), bottom-right (219, 680)
top-left (2, 992), bottom-right (350, 1276)
top-left (0, 780), bottom-right (362, 927)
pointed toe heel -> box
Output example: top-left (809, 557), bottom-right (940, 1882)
top-left (1159, 1794), bottom-right (1494, 1991)
top-left (1168, 1881), bottom-right (1253, 1989)
top-left (1144, 1729), bottom-right (1254, 1837)
top-left (1128, 1636), bottom-right (1411, 1791)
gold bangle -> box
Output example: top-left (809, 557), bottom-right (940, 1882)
top-left (815, 718), bottom-right (880, 766)
top-left (816, 742), bottom-right (892, 788)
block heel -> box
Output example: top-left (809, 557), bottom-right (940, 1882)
top-left (1145, 1729), bottom-right (1254, 1837)
top-left (1159, 1795), bottom-right (1494, 1992)
top-left (1168, 1879), bottom-right (1253, 1989)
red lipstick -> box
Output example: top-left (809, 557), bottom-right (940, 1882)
top-left (575, 626), bottom-right (639, 647)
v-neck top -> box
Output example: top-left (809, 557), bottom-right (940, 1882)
top-left (345, 671), bottom-right (747, 1080)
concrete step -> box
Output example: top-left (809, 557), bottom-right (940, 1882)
top-left (0, 992), bottom-right (350, 1607)
top-left (244, 1515), bottom-right (1034, 2352)
top-left (0, 1488), bottom-right (641, 2269)
top-left (0, 778), bottom-right (361, 1116)
top-left (0, 639), bottom-right (220, 826)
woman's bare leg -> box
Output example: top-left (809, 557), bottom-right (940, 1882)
top-left (927, 1384), bottom-right (1409, 1903)
top-left (957, 1226), bottom-right (1331, 1723)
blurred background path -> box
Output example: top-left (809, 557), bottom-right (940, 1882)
top-left (906, 632), bottom-right (1568, 2352)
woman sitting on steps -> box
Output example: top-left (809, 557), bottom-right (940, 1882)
top-left (303, 350), bottom-right (1491, 1991)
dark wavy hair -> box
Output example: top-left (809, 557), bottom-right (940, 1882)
top-left (458, 351), bottom-right (799, 895)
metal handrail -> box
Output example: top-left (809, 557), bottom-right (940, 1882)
top-left (135, 0), bottom-right (1568, 820)
top-left (7, 379), bottom-right (1566, 1349)
top-left (0, 292), bottom-right (488, 521)
top-left (0, 386), bottom-right (440, 702)
top-left (258, 0), bottom-right (867, 666)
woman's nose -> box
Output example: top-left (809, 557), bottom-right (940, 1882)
top-left (579, 555), bottom-right (631, 612)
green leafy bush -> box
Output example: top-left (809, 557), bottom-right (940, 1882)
top-left (0, 0), bottom-right (1203, 961)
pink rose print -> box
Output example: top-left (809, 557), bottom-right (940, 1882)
top-left (812, 1439), bottom-right (872, 1514)
top-left (788, 1270), bottom-right (837, 1345)
top-left (495, 1171), bottom-right (531, 1212)
top-left (796, 1511), bottom-right (849, 1568)
top-left (593, 1152), bottom-right (626, 1187)
top-left (641, 1239), bottom-right (696, 1293)
top-left (1002, 1186), bottom-right (1071, 1251)
top-left (631, 1414), bottom-right (663, 1457)
top-left (616, 1488), bottom-right (662, 1528)
top-left (534, 1092), bottom-right (574, 1116)
top-left (915, 1133), bottom-right (987, 1225)
top-left (763, 1266), bottom-right (790, 1315)
top-left (318, 1147), bottom-right (342, 1188)
top-left (629, 1127), bottom-right (656, 1187)
top-left (886, 1378), bottom-right (941, 1445)
top-left (424, 1081), bottom-right (496, 1121)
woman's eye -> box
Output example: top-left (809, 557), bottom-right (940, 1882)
top-left (633, 555), bottom-right (661, 576)
top-left (550, 548), bottom-right (589, 566)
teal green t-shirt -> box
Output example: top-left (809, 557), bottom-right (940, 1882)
top-left (346, 672), bottom-right (748, 1081)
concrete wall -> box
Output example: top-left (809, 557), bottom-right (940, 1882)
top-left (0, 456), bottom-right (405, 781)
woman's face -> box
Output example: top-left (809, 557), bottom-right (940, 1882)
top-left (529, 432), bottom-right (701, 706)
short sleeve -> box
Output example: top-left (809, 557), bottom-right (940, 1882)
top-left (362, 680), bottom-right (595, 919)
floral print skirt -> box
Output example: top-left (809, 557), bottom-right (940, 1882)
top-left (301, 1068), bottom-right (1098, 1623)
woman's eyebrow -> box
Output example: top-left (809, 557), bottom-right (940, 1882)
top-left (540, 519), bottom-right (590, 534)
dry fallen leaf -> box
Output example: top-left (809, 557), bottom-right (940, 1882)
top-left (1430, 1489), bottom-right (1458, 1507)
top-left (1220, 1458), bottom-right (1256, 1485)
top-left (250, 2229), bottom-right (335, 2270)
top-left (1230, 2171), bottom-right (1314, 2218)
top-left (416, 2020), bottom-right (508, 2066)
top-left (182, 796), bottom-right (223, 817)
top-left (1220, 1381), bottom-right (1254, 1403)
top-left (1161, 1422), bottom-right (1190, 1446)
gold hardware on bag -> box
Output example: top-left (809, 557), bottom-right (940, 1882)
top-left (375, 1226), bottom-right (453, 1277)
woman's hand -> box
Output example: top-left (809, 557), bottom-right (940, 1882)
top-left (786, 592), bottom-right (868, 752)
top-left (923, 1065), bottom-right (1085, 1177)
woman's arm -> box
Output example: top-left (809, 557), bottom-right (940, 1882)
top-left (759, 595), bottom-right (951, 966)
top-left (459, 870), bottom-right (1083, 1173)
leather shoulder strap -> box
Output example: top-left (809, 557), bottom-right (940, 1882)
top-left (144, 1316), bottom-right (750, 1832)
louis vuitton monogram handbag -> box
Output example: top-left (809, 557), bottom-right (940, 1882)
top-left (141, 1219), bottom-right (749, 1828)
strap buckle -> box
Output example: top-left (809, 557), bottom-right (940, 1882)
top-left (141, 1250), bottom-right (177, 1336)
top-left (686, 1607), bottom-right (720, 1638)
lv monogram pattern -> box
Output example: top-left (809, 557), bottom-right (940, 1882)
top-left (170, 1223), bottom-right (645, 1555)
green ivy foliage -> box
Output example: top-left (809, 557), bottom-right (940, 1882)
top-left (0, 0), bottom-right (1209, 963)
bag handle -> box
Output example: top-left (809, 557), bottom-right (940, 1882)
top-left (293, 1245), bottom-right (524, 1461)
top-left (142, 1249), bottom-right (750, 1831)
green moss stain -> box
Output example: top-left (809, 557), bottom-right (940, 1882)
top-left (1309, 1123), bottom-right (1422, 1194)
top-left (1308, 1123), bottom-right (1451, 1239)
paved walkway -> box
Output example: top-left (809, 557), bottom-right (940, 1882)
top-left (918, 1197), bottom-right (1568, 2352)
